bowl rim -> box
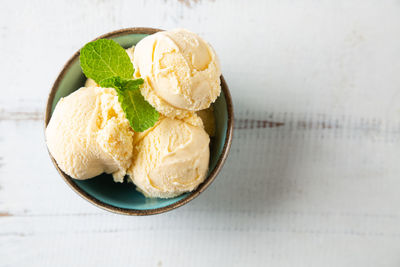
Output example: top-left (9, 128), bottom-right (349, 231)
top-left (44, 27), bottom-right (234, 216)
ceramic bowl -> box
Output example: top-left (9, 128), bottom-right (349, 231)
top-left (45, 27), bottom-right (233, 215)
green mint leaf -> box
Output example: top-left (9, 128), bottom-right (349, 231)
top-left (99, 76), bottom-right (129, 91)
top-left (99, 77), bottom-right (159, 132)
top-left (80, 39), bottom-right (134, 84)
top-left (118, 81), bottom-right (159, 132)
top-left (121, 78), bottom-right (145, 90)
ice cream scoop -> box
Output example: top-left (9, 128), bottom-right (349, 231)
top-left (46, 86), bottom-right (134, 182)
top-left (128, 117), bottom-right (210, 198)
top-left (133, 29), bottom-right (221, 118)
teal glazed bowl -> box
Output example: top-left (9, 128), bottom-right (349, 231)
top-left (45, 27), bottom-right (234, 215)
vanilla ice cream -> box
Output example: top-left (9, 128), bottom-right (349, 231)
top-left (128, 117), bottom-right (210, 198)
top-left (133, 29), bottom-right (221, 118)
top-left (46, 87), bottom-right (134, 182)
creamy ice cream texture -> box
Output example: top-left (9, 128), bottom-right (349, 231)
top-left (128, 117), bottom-right (210, 198)
top-left (133, 29), bottom-right (221, 118)
top-left (46, 87), bottom-right (133, 182)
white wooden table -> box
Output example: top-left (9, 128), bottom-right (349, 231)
top-left (2, 1), bottom-right (400, 266)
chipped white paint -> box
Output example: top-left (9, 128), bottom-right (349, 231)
top-left (2, 0), bottom-right (400, 266)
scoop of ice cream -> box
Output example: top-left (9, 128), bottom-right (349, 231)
top-left (46, 87), bottom-right (134, 182)
top-left (128, 117), bottom-right (210, 198)
top-left (85, 45), bottom-right (135, 88)
top-left (133, 29), bottom-right (221, 118)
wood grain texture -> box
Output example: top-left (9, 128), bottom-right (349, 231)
top-left (2, 0), bottom-right (400, 266)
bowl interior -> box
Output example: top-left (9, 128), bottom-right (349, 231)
top-left (49, 32), bottom-right (229, 211)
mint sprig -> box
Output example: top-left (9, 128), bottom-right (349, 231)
top-left (80, 39), bottom-right (134, 83)
top-left (100, 77), bottom-right (159, 132)
top-left (79, 39), bottom-right (159, 132)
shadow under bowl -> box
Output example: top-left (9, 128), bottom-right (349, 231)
top-left (45, 27), bottom-right (234, 215)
